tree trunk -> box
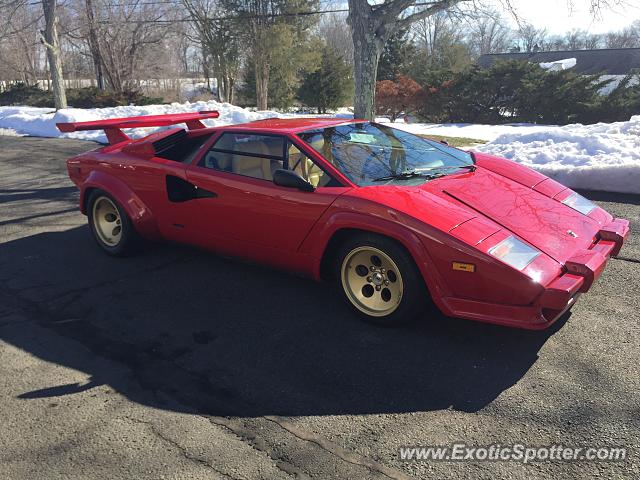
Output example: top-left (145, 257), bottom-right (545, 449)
top-left (226, 76), bottom-right (235, 104)
top-left (347, 0), bottom-right (383, 120)
top-left (202, 49), bottom-right (211, 91)
top-left (347, 0), bottom-right (461, 120)
top-left (85, 0), bottom-right (106, 90)
top-left (255, 57), bottom-right (269, 110)
top-left (216, 74), bottom-right (225, 102)
top-left (352, 40), bottom-right (381, 120)
top-left (41, 0), bottom-right (67, 109)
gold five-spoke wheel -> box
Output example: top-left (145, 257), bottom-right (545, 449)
top-left (92, 196), bottom-right (122, 246)
top-left (341, 246), bottom-right (404, 317)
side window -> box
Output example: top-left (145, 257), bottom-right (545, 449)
top-left (200, 133), bottom-right (284, 181)
top-left (288, 144), bottom-right (339, 188)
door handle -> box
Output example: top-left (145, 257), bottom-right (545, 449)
top-left (194, 186), bottom-right (217, 199)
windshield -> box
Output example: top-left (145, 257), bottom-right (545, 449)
top-left (297, 122), bottom-right (474, 186)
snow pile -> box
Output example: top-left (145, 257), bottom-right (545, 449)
top-left (0, 127), bottom-right (20, 136)
top-left (598, 74), bottom-right (640, 95)
top-left (389, 122), bottom-right (552, 143)
top-left (477, 117), bottom-right (640, 194)
top-left (0, 101), bottom-right (288, 144)
top-left (539, 58), bottom-right (577, 71)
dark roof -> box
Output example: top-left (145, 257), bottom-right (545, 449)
top-left (478, 48), bottom-right (640, 75)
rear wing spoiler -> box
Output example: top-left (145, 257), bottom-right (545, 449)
top-left (56, 110), bottom-right (220, 145)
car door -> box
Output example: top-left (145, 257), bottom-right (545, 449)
top-left (181, 131), bottom-right (349, 263)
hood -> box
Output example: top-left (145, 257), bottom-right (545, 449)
top-left (426, 167), bottom-right (600, 263)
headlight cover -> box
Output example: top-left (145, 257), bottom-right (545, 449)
top-left (561, 192), bottom-right (596, 215)
top-left (488, 236), bottom-right (540, 270)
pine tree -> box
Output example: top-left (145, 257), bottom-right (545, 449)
top-left (377, 29), bottom-right (416, 81)
top-left (298, 47), bottom-right (353, 114)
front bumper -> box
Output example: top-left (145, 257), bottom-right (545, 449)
top-left (539, 218), bottom-right (630, 312)
top-left (441, 218), bottom-right (630, 330)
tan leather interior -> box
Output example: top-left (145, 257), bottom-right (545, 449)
top-left (289, 144), bottom-right (326, 187)
top-left (206, 136), bottom-right (332, 186)
top-left (232, 141), bottom-right (275, 180)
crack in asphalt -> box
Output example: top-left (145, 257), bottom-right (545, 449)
top-left (614, 256), bottom-right (640, 264)
top-left (125, 417), bottom-right (239, 480)
top-left (264, 416), bottom-right (414, 480)
top-left (206, 416), bottom-right (305, 479)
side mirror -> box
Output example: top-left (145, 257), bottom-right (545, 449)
top-left (273, 169), bottom-right (315, 192)
top-left (439, 139), bottom-right (450, 146)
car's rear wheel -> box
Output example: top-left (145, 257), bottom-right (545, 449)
top-left (87, 190), bottom-right (139, 256)
top-left (336, 233), bottom-right (425, 326)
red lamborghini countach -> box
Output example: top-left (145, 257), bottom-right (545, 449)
top-left (58, 111), bottom-right (629, 329)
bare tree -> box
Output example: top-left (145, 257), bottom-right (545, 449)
top-left (564, 29), bottom-right (584, 50)
top-left (0, 2), bottom-right (41, 84)
top-left (182, 0), bottom-right (240, 103)
top-left (83, 0), bottom-right (106, 89)
top-left (412, 11), bottom-right (450, 57)
top-left (347, 0), bottom-right (465, 120)
top-left (465, 9), bottom-right (513, 56)
top-left (411, 12), bottom-right (470, 71)
top-left (605, 20), bottom-right (640, 48)
top-left (221, 0), bottom-right (278, 110)
top-left (41, 0), bottom-right (67, 108)
top-left (583, 32), bottom-right (603, 49)
top-left (516, 22), bottom-right (548, 52)
top-left (86, 0), bottom-right (167, 92)
top-left (0, 0), bottom-right (39, 41)
top-left (318, 12), bottom-right (354, 67)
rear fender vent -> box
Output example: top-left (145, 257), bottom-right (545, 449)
top-left (122, 128), bottom-right (187, 158)
top-left (152, 128), bottom-right (188, 154)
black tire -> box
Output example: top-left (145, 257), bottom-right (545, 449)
top-left (87, 189), bottom-right (140, 256)
top-left (335, 232), bottom-right (426, 326)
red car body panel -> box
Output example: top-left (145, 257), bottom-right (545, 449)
top-left (59, 112), bottom-right (630, 330)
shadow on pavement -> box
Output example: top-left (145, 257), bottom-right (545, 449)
top-left (0, 226), bottom-right (566, 417)
top-left (0, 186), bottom-right (79, 204)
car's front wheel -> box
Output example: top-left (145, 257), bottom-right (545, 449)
top-left (336, 233), bottom-right (425, 326)
top-left (87, 190), bottom-right (139, 256)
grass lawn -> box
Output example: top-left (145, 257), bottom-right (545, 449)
top-left (417, 134), bottom-right (486, 148)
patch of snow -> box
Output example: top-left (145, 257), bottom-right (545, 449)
top-left (389, 122), bottom-right (552, 143)
top-left (0, 101), bottom-right (290, 144)
top-left (0, 127), bottom-right (21, 136)
top-left (476, 117), bottom-right (640, 194)
top-left (598, 74), bottom-right (639, 95)
top-left (539, 58), bottom-right (577, 71)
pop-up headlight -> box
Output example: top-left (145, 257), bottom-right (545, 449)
top-left (489, 236), bottom-right (540, 270)
top-left (561, 192), bottom-right (596, 215)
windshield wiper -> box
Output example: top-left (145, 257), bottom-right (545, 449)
top-left (372, 171), bottom-right (445, 182)
top-left (372, 163), bottom-right (477, 182)
top-left (417, 164), bottom-right (476, 173)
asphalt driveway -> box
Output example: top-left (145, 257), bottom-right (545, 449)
top-left (0, 135), bottom-right (638, 479)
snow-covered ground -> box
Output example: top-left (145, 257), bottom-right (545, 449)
top-left (388, 121), bottom-right (553, 143)
top-left (0, 101), bottom-right (639, 194)
top-left (476, 119), bottom-right (640, 195)
top-left (0, 102), bottom-right (290, 144)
